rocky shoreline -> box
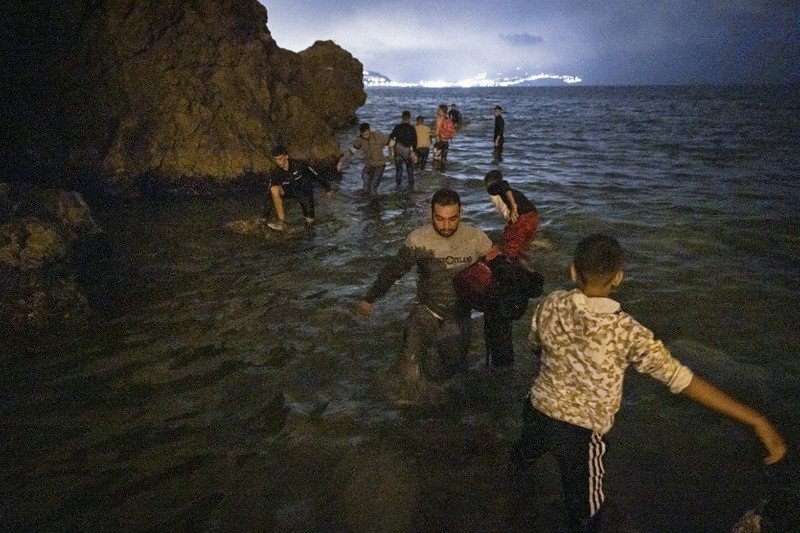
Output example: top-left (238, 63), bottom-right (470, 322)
top-left (0, 184), bottom-right (102, 332)
top-left (1, 0), bottom-right (365, 331)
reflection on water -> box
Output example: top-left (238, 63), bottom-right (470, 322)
top-left (2, 86), bottom-right (799, 531)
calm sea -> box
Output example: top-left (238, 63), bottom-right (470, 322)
top-left (2, 85), bottom-right (798, 531)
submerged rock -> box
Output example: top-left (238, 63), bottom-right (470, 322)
top-left (225, 217), bottom-right (272, 238)
top-left (13, 189), bottom-right (102, 239)
top-left (0, 217), bottom-right (68, 270)
top-left (0, 186), bottom-right (101, 332)
top-left (1, 0), bottom-right (366, 190)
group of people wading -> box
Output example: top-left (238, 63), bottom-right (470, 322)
top-left (257, 101), bottom-right (791, 532)
top-left (337, 103), bottom-right (466, 195)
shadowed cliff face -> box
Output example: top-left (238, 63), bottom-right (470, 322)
top-left (1, 0), bottom-right (365, 188)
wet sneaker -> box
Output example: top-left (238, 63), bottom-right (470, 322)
top-left (267, 220), bottom-right (287, 231)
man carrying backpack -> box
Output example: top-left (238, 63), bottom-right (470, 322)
top-left (453, 253), bottom-right (544, 372)
top-left (448, 103), bottom-right (462, 129)
top-left (434, 104), bottom-right (456, 171)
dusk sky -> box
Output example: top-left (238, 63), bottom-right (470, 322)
top-left (261, 0), bottom-right (799, 85)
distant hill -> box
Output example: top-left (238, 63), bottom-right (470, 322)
top-left (363, 69), bottom-right (581, 88)
top-left (363, 70), bottom-right (394, 86)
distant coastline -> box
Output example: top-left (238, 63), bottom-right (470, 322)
top-left (364, 70), bottom-right (582, 88)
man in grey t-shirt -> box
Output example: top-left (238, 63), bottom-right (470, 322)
top-left (356, 188), bottom-right (493, 401)
top-left (337, 122), bottom-right (389, 196)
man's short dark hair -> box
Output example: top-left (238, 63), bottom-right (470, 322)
top-left (431, 188), bottom-right (461, 210)
top-left (573, 233), bottom-right (624, 286)
top-left (359, 122), bottom-right (371, 133)
top-left (271, 145), bottom-right (288, 157)
top-left (484, 169), bottom-right (503, 185)
top-left (401, 110), bottom-right (411, 120)
top-left (495, 105), bottom-right (502, 111)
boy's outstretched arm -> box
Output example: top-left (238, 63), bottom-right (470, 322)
top-left (680, 375), bottom-right (787, 464)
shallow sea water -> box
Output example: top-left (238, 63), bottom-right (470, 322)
top-left (2, 85), bottom-right (799, 531)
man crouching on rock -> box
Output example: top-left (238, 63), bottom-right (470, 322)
top-left (266, 145), bottom-right (332, 231)
top-left (355, 188), bottom-right (493, 404)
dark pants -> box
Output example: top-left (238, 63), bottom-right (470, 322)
top-left (493, 136), bottom-right (504, 162)
top-left (511, 398), bottom-right (608, 532)
top-left (362, 164), bottom-right (386, 195)
top-left (263, 185), bottom-right (315, 219)
top-left (394, 151), bottom-right (414, 189)
top-left (416, 147), bottom-right (429, 170)
top-left (433, 140), bottom-right (449, 171)
top-left (484, 304), bottom-right (514, 367)
top-left (398, 303), bottom-right (471, 382)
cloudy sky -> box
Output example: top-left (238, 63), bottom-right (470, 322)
top-left (260, 0), bottom-right (798, 85)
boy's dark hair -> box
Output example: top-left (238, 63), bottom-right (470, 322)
top-left (431, 188), bottom-right (461, 210)
top-left (484, 169), bottom-right (503, 186)
top-left (271, 145), bottom-right (288, 157)
top-left (402, 110), bottom-right (411, 120)
top-left (573, 233), bottom-right (624, 286)
top-left (495, 105), bottom-right (502, 111)
top-left (359, 122), bottom-right (371, 133)
top-left (416, 115), bottom-right (425, 123)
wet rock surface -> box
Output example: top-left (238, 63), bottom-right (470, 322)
top-left (0, 186), bottom-right (101, 331)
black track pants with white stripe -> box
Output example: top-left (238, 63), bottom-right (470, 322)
top-left (511, 397), bottom-right (608, 531)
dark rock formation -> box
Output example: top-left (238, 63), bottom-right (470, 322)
top-left (1, 0), bottom-right (365, 190)
top-left (0, 186), bottom-right (101, 331)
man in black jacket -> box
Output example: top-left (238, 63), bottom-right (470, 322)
top-left (388, 110), bottom-right (418, 190)
top-left (266, 145), bottom-right (332, 231)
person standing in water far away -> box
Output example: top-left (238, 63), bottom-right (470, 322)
top-left (448, 103), bottom-right (462, 129)
top-left (433, 104), bottom-right (456, 172)
top-left (388, 110), bottom-right (418, 190)
top-left (492, 105), bottom-right (505, 164)
top-left (337, 122), bottom-right (390, 196)
top-left (415, 115), bottom-right (432, 171)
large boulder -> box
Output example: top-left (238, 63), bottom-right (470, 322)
top-left (1, 0), bottom-right (366, 189)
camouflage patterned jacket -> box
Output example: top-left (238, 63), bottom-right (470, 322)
top-left (528, 289), bottom-right (693, 434)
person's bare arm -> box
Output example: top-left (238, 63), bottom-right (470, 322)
top-left (680, 375), bottom-right (787, 464)
top-left (505, 190), bottom-right (519, 223)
